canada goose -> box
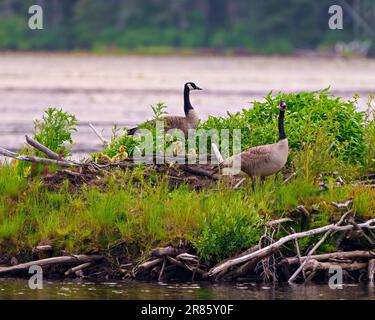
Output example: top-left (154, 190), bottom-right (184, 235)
top-left (219, 101), bottom-right (288, 190)
top-left (128, 82), bottom-right (202, 136)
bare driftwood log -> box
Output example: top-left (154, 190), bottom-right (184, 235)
top-left (305, 259), bottom-right (368, 272)
top-left (65, 262), bottom-right (93, 276)
top-left (0, 145), bottom-right (77, 167)
top-left (134, 258), bottom-right (163, 274)
top-left (25, 135), bottom-right (62, 161)
top-left (208, 218), bottom-right (375, 276)
top-left (175, 253), bottom-right (199, 263)
top-left (0, 146), bottom-right (18, 158)
top-left (280, 250), bottom-right (375, 265)
top-left (212, 245), bottom-right (261, 280)
top-left (288, 210), bottom-right (352, 284)
top-left (0, 255), bottom-right (103, 274)
top-left (32, 245), bottom-right (53, 252)
top-left (150, 246), bottom-right (185, 258)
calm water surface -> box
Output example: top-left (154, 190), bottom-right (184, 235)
top-left (0, 279), bottom-right (374, 300)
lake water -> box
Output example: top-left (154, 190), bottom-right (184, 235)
top-left (0, 53), bottom-right (374, 156)
top-left (0, 278), bottom-right (374, 300)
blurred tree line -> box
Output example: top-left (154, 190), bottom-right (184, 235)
top-left (0, 0), bottom-right (374, 53)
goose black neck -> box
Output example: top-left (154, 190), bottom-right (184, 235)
top-left (278, 109), bottom-right (286, 140)
top-left (184, 86), bottom-right (193, 115)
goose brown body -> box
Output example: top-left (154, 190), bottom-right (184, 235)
top-left (149, 109), bottom-right (200, 136)
top-left (220, 101), bottom-right (288, 184)
top-left (128, 82), bottom-right (202, 136)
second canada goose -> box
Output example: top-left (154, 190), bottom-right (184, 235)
top-left (219, 101), bottom-right (288, 190)
top-left (128, 82), bottom-right (202, 136)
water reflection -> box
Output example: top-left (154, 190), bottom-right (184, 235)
top-left (0, 279), bottom-right (373, 300)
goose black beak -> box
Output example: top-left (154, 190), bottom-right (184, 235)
top-left (196, 86), bottom-right (203, 90)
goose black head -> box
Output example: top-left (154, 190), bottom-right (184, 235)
top-left (185, 82), bottom-right (202, 91)
top-left (279, 101), bottom-right (287, 111)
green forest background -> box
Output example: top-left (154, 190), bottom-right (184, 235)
top-left (0, 0), bottom-right (374, 54)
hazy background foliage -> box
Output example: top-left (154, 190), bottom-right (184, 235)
top-left (0, 0), bottom-right (374, 54)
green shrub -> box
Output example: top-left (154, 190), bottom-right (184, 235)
top-left (33, 108), bottom-right (78, 157)
top-left (193, 197), bottom-right (263, 262)
top-left (200, 89), bottom-right (367, 166)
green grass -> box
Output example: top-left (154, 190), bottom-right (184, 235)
top-left (0, 164), bottom-right (374, 262)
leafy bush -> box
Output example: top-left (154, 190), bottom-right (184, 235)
top-left (193, 200), bottom-right (263, 261)
top-left (33, 107), bottom-right (78, 157)
top-left (200, 88), bottom-right (367, 168)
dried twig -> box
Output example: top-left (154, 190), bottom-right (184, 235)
top-left (0, 255), bottom-right (103, 274)
top-left (233, 178), bottom-right (246, 189)
top-left (88, 123), bottom-right (108, 148)
top-left (268, 218), bottom-right (293, 227)
top-left (330, 199), bottom-right (353, 210)
top-left (283, 171), bottom-right (298, 184)
top-left (158, 257), bottom-right (166, 282)
top-left (291, 227), bottom-right (305, 280)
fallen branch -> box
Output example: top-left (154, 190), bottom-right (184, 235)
top-left (280, 250), bottom-right (375, 265)
top-left (268, 218), bottom-right (293, 227)
top-left (175, 253), bottom-right (199, 263)
top-left (32, 245), bottom-right (53, 253)
top-left (25, 135), bottom-right (62, 161)
top-left (150, 246), bottom-right (185, 258)
top-left (305, 259), bottom-right (368, 272)
top-left (65, 262), bottom-right (93, 276)
top-left (208, 217), bottom-right (375, 276)
top-left (0, 145), bottom-right (78, 168)
top-left (134, 258), bottom-right (163, 274)
top-left (330, 199), bottom-right (353, 210)
top-left (0, 146), bottom-right (18, 158)
top-left (0, 255), bottom-right (103, 274)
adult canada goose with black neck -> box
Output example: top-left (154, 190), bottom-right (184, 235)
top-left (220, 101), bottom-right (289, 189)
top-left (128, 82), bottom-right (202, 136)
